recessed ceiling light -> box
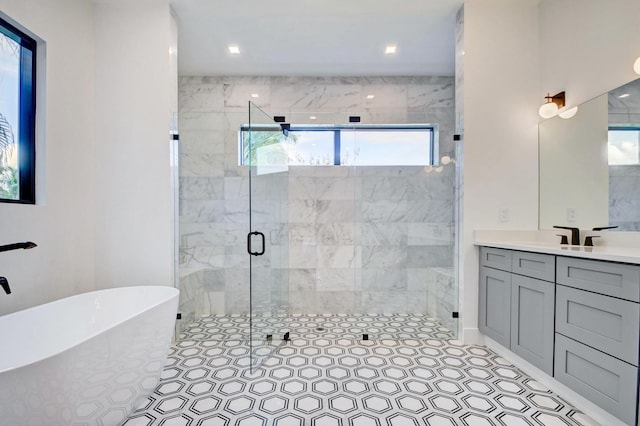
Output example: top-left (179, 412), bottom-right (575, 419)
top-left (385, 45), bottom-right (397, 55)
top-left (251, 93), bottom-right (259, 98)
top-left (618, 93), bottom-right (630, 98)
top-left (309, 116), bottom-right (317, 120)
top-left (367, 94), bottom-right (375, 99)
top-left (228, 45), bottom-right (240, 54)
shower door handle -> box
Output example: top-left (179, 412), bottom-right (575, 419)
top-left (247, 231), bottom-right (265, 256)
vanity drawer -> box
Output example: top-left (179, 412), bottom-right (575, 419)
top-left (512, 251), bottom-right (555, 282)
top-left (557, 257), bottom-right (640, 302)
top-left (556, 285), bottom-right (639, 366)
top-left (554, 333), bottom-right (638, 426)
top-left (479, 246), bottom-right (512, 272)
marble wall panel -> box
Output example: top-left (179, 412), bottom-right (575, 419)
top-left (315, 85), bottom-right (363, 110)
top-left (361, 246), bottom-right (408, 269)
top-left (361, 200), bottom-right (408, 223)
top-left (178, 75), bottom-right (457, 325)
top-left (316, 246), bottom-right (357, 269)
top-left (407, 223), bottom-right (454, 246)
top-left (179, 78), bottom-right (224, 112)
top-left (315, 223), bottom-right (356, 245)
top-left (361, 268), bottom-right (407, 291)
top-left (408, 82), bottom-right (455, 110)
top-left (360, 223), bottom-right (407, 246)
top-left (289, 269), bottom-right (316, 292)
top-left (180, 153), bottom-right (225, 177)
top-left (358, 291), bottom-right (407, 314)
top-left (224, 83), bottom-right (271, 109)
top-left (609, 165), bottom-right (640, 230)
top-left (408, 245), bottom-right (454, 268)
top-left (179, 177), bottom-right (224, 200)
top-left (316, 291), bottom-right (356, 314)
top-left (316, 268), bottom-right (356, 292)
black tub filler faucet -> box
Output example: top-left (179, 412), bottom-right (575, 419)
top-left (0, 241), bottom-right (38, 294)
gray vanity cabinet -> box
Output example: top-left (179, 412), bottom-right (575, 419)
top-left (479, 246), bottom-right (640, 424)
top-left (479, 265), bottom-right (511, 347)
top-left (478, 247), bottom-right (555, 373)
top-left (554, 257), bottom-right (640, 425)
top-left (510, 274), bottom-right (555, 375)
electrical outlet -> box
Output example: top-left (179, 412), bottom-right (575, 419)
top-left (499, 208), bottom-right (509, 222)
top-left (567, 208), bottom-right (576, 222)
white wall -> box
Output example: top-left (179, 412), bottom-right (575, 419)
top-left (461, 0), bottom-right (541, 342)
top-left (93, 0), bottom-right (175, 289)
top-left (0, 0), bottom-right (176, 315)
top-left (0, 0), bottom-right (96, 315)
top-left (540, 0), bottom-right (640, 108)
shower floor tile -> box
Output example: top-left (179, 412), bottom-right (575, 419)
top-left (123, 316), bottom-right (599, 426)
top-left (178, 313), bottom-right (456, 342)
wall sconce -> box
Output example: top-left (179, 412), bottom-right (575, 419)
top-left (424, 155), bottom-right (455, 173)
top-left (634, 57), bottom-right (640, 75)
top-left (538, 91), bottom-right (565, 118)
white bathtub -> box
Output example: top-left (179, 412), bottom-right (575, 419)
top-left (0, 286), bottom-right (179, 426)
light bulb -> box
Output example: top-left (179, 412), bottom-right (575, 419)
top-left (538, 101), bottom-right (558, 119)
top-left (634, 57), bottom-right (640, 75)
top-left (558, 106), bottom-right (578, 119)
top-left (441, 155), bottom-right (451, 165)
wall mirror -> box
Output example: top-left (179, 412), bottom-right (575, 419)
top-left (539, 77), bottom-right (640, 232)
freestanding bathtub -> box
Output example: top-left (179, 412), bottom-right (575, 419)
top-left (0, 286), bottom-right (179, 426)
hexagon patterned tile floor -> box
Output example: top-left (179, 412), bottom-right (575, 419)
top-left (178, 313), bottom-right (456, 342)
top-left (123, 315), bottom-right (599, 426)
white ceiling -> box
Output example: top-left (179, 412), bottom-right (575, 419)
top-left (170, 0), bottom-right (462, 77)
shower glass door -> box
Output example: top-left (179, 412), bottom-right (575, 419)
top-left (247, 101), bottom-right (290, 370)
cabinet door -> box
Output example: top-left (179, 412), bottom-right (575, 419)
top-left (479, 246), bottom-right (512, 272)
top-left (555, 333), bottom-right (638, 426)
top-left (510, 275), bottom-right (555, 375)
top-left (512, 251), bottom-right (555, 282)
top-left (556, 285), bottom-right (639, 366)
top-left (557, 257), bottom-right (640, 302)
top-left (479, 266), bottom-right (511, 347)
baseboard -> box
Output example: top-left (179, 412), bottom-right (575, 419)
top-left (461, 327), bottom-right (485, 345)
top-left (484, 336), bottom-right (627, 426)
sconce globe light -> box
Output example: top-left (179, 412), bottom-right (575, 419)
top-left (634, 57), bottom-right (640, 75)
top-left (558, 105), bottom-right (578, 119)
top-left (538, 101), bottom-right (558, 118)
top-left (538, 91), bottom-right (566, 119)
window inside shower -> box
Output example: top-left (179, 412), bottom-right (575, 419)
top-left (239, 125), bottom-right (437, 167)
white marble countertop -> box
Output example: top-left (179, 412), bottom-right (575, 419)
top-left (474, 230), bottom-right (640, 265)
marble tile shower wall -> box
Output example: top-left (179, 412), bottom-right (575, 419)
top-left (178, 76), bottom-right (456, 326)
top-left (610, 165), bottom-right (640, 231)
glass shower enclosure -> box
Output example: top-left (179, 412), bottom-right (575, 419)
top-left (246, 102), bottom-right (290, 369)
top-left (175, 98), bottom-right (459, 366)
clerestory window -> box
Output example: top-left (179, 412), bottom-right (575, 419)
top-left (240, 124), bottom-right (437, 167)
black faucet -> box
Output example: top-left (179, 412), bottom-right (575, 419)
top-left (584, 226), bottom-right (619, 246)
top-left (553, 226), bottom-right (580, 245)
top-left (592, 226), bottom-right (618, 231)
top-left (0, 277), bottom-right (10, 294)
top-left (1, 241), bottom-right (37, 295)
top-left (0, 241), bottom-right (37, 252)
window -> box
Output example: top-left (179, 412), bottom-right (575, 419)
top-left (608, 128), bottom-right (640, 165)
top-left (240, 125), bottom-right (436, 167)
top-left (0, 16), bottom-right (36, 203)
